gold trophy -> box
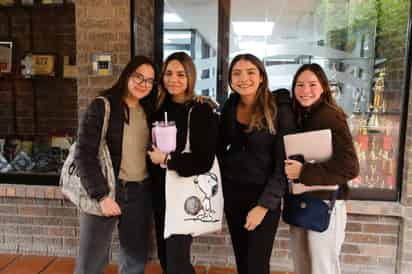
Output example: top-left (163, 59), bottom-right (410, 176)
top-left (367, 71), bottom-right (385, 130)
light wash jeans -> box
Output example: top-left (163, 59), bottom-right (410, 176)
top-left (289, 200), bottom-right (347, 274)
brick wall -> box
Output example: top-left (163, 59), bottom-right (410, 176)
top-left (0, 5), bottom-right (77, 139)
top-left (0, 185), bottom-right (409, 274)
top-left (400, 68), bottom-right (412, 272)
top-left (76, 0), bottom-right (131, 115)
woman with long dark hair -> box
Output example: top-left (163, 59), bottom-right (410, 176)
top-left (147, 51), bottom-right (218, 274)
top-left (285, 63), bottom-right (359, 274)
top-left (218, 53), bottom-right (295, 274)
top-left (74, 55), bottom-right (157, 274)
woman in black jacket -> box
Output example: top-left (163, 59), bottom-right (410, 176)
top-left (218, 53), bottom-right (295, 274)
top-left (74, 56), bottom-right (157, 274)
top-left (147, 52), bottom-right (218, 274)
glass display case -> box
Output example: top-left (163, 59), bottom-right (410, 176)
top-left (0, 1), bottom-right (77, 185)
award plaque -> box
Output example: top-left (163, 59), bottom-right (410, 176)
top-left (31, 54), bottom-right (56, 77)
top-left (0, 41), bottom-right (13, 73)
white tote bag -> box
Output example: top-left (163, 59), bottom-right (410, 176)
top-left (164, 107), bottom-right (223, 238)
top-left (60, 96), bottom-right (116, 216)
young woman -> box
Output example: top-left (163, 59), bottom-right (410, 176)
top-left (217, 53), bottom-right (295, 274)
top-left (147, 51), bottom-right (218, 274)
top-left (74, 55), bottom-right (156, 274)
top-left (284, 63), bottom-right (359, 274)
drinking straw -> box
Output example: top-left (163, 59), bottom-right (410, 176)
top-left (164, 112), bottom-right (168, 124)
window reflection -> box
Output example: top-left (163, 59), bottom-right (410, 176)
top-left (160, 0), bottom-right (410, 199)
top-left (163, 0), bottom-right (218, 98)
top-left (228, 0), bottom-right (409, 198)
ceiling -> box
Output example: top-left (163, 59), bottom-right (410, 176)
top-left (164, 0), bottom-right (324, 55)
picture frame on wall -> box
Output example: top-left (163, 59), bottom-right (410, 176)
top-left (32, 54), bottom-right (56, 76)
top-left (21, 53), bottom-right (57, 77)
top-left (0, 41), bottom-right (13, 74)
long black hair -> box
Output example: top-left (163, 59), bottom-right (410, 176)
top-left (101, 55), bottom-right (157, 123)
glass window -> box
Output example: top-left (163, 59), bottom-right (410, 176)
top-left (163, 0), bottom-right (218, 98)
top-left (230, 0), bottom-right (410, 200)
top-left (160, 0), bottom-right (411, 200)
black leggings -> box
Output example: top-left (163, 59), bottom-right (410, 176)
top-left (224, 184), bottom-right (281, 274)
top-left (152, 181), bottom-right (195, 274)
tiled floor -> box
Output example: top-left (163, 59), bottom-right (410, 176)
top-left (0, 254), bottom-right (293, 274)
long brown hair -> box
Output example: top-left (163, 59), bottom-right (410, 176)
top-left (156, 52), bottom-right (197, 109)
top-left (291, 63), bottom-right (346, 125)
top-left (228, 54), bottom-right (277, 134)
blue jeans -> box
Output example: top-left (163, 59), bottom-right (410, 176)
top-left (74, 179), bottom-right (152, 274)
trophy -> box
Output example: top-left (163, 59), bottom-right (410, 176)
top-left (352, 88), bottom-right (363, 113)
top-left (367, 70), bottom-right (385, 130)
top-left (329, 63), bottom-right (342, 100)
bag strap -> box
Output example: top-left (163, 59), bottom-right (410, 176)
top-left (182, 107), bottom-right (194, 153)
top-left (96, 96), bottom-right (110, 146)
top-left (328, 190), bottom-right (338, 212)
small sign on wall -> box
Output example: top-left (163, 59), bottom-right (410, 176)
top-left (92, 53), bottom-right (112, 76)
top-left (32, 54), bottom-right (56, 76)
top-left (0, 41), bottom-right (13, 74)
top-left (21, 53), bottom-right (56, 77)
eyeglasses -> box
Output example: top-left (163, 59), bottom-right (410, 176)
top-left (130, 72), bottom-right (156, 87)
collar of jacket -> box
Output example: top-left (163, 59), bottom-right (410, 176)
top-left (301, 98), bottom-right (324, 118)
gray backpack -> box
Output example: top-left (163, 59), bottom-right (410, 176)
top-left (60, 96), bottom-right (115, 216)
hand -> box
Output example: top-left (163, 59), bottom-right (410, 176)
top-left (291, 183), bottom-right (307, 194)
top-left (147, 145), bottom-right (167, 165)
top-left (284, 159), bottom-right (303, 180)
top-left (99, 197), bottom-right (121, 217)
top-left (194, 95), bottom-right (219, 109)
top-left (244, 206), bottom-right (268, 231)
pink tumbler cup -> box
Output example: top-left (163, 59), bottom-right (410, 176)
top-left (152, 121), bottom-right (177, 168)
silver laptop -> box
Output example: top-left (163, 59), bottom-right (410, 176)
top-left (283, 129), bottom-right (332, 163)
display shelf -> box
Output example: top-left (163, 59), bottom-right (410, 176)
top-left (0, 171), bottom-right (59, 185)
top-left (0, 0), bottom-right (74, 9)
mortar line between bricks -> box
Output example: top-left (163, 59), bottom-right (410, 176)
top-left (38, 256), bottom-right (57, 274)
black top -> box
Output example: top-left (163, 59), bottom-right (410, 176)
top-left (217, 91), bottom-right (296, 210)
top-left (150, 97), bottom-right (219, 207)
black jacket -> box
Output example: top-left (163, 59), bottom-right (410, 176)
top-left (74, 91), bottom-right (153, 200)
top-left (150, 97), bottom-right (219, 209)
top-left (217, 90), bottom-right (296, 210)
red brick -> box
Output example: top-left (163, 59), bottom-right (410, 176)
top-left (363, 224), bottom-right (399, 234)
top-left (346, 233), bottom-right (380, 244)
top-left (342, 255), bottom-right (376, 264)
top-left (18, 206), bottom-right (47, 216)
top-left (341, 244), bottom-right (361, 254)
